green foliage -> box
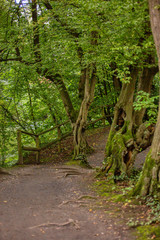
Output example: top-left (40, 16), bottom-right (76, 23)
top-left (0, 0), bottom-right (158, 165)
top-left (136, 225), bottom-right (160, 240)
top-left (133, 91), bottom-right (158, 124)
top-left (145, 197), bottom-right (160, 225)
top-left (127, 196), bottom-right (160, 228)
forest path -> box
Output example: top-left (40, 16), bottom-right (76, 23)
top-left (0, 128), bottom-right (138, 240)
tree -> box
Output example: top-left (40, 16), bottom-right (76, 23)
top-left (132, 0), bottom-right (160, 196)
top-left (0, 0), bottom-right (107, 164)
top-left (102, 0), bottom-right (158, 177)
top-left (1, 0), bottom-right (159, 168)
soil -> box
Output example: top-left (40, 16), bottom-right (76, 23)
top-left (0, 127), bottom-right (152, 240)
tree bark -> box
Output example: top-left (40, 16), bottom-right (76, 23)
top-left (31, 0), bottom-right (41, 64)
top-left (73, 65), bottom-right (96, 161)
top-left (103, 62), bottom-right (156, 178)
top-left (133, 64), bottom-right (158, 127)
top-left (46, 74), bottom-right (77, 123)
top-left (78, 68), bottom-right (86, 101)
top-left (72, 31), bottom-right (98, 162)
top-left (132, 0), bottom-right (160, 196)
top-left (103, 69), bottom-right (138, 177)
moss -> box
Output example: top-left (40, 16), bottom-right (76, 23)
top-left (130, 172), bottom-right (143, 196)
top-left (105, 130), bottom-right (115, 157)
top-left (135, 225), bottom-right (160, 240)
top-left (104, 125), bottom-right (134, 174)
top-left (123, 130), bottom-right (133, 142)
top-left (111, 132), bottom-right (127, 173)
top-left (66, 160), bottom-right (92, 168)
top-left (110, 194), bottom-right (127, 202)
top-left (66, 160), bottom-right (82, 166)
top-left (143, 153), bottom-right (155, 176)
top-left (92, 178), bottom-right (128, 203)
top-left (130, 150), bottom-right (156, 196)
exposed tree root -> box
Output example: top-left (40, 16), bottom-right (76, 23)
top-left (77, 195), bottom-right (97, 200)
top-left (58, 195), bottom-right (97, 207)
top-left (64, 172), bottom-right (84, 177)
top-left (55, 166), bottom-right (81, 171)
top-left (29, 219), bottom-right (80, 229)
top-left (56, 169), bottom-right (85, 177)
top-left (0, 168), bottom-right (12, 175)
top-left (58, 200), bottom-right (88, 207)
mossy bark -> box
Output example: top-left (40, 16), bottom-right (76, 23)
top-left (132, 98), bottom-right (160, 197)
top-left (103, 69), bottom-right (138, 177)
top-left (131, 0), bottom-right (160, 197)
top-left (104, 122), bottom-right (137, 177)
top-left (103, 65), bottom-right (156, 178)
top-left (131, 150), bottom-right (160, 196)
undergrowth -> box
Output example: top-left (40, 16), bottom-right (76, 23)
top-left (94, 168), bottom-right (160, 239)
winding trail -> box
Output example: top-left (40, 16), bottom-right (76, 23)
top-left (0, 128), bottom-right (137, 240)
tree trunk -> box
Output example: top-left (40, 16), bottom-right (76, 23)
top-left (31, 1), bottom-right (77, 125)
top-left (103, 63), bottom-right (156, 178)
top-left (133, 64), bottom-right (158, 127)
top-left (132, 104), bottom-right (160, 196)
top-left (103, 69), bottom-right (138, 177)
top-left (97, 78), bottom-right (112, 125)
top-left (132, 0), bottom-right (160, 196)
top-left (78, 68), bottom-right (87, 101)
top-left (72, 31), bottom-right (98, 163)
top-left (73, 65), bottom-right (96, 161)
top-left (46, 74), bottom-right (77, 124)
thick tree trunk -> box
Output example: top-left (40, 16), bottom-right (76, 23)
top-left (103, 69), bottom-right (138, 176)
top-left (132, 104), bottom-right (160, 196)
top-left (103, 65), bottom-right (156, 177)
top-left (73, 66), bottom-right (96, 161)
top-left (132, 0), bottom-right (160, 196)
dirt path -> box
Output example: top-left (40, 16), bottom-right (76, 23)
top-left (0, 128), bottom-right (137, 240)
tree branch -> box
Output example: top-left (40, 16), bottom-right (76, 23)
top-left (0, 105), bottom-right (27, 131)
